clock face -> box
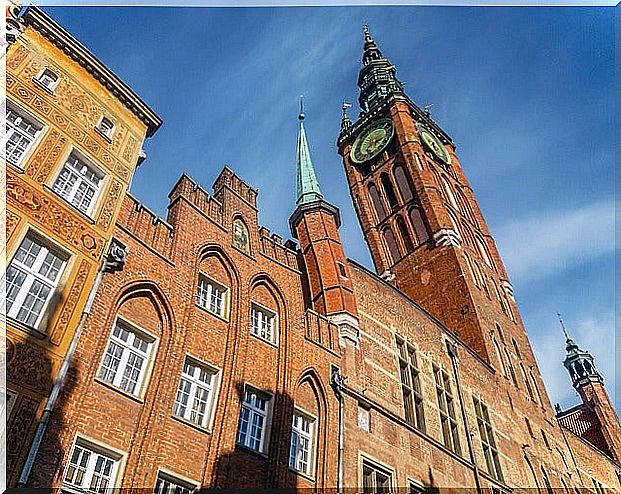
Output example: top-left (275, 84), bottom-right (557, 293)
top-left (417, 123), bottom-right (451, 166)
top-left (350, 118), bottom-right (394, 164)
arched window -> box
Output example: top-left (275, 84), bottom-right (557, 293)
top-left (409, 208), bottom-right (429, 244)
top-left (381, 173), bottom-right (399, 210)
top-left (232, 218), bottom-right (250, 253)
top-left (521, 363), bottom-right (535, 401)
top-left (504, 349), bottom-right (519, 388)
top-left (383, 226), bottom-right (401, 264)
top-left (541, 466), bottom-right (553, 494)
top-left (464, 254), bottom-right (478, 287)
top-left (396, 215), bottom-right (413, 253)
top-left (475, 236), bottom-right (494, 269)
top-left (368, 183), bottom-right (386, 221)
top-left (393, 165), bottom-right (413, 203)
top-left (494, 338), bottom-right (508, 378)
top-left (530, 371), bottom-right (543, 405)
top-left (441, 175), bottom-right (460, 211)
top-left (414, 153), bottom-right (424, 171)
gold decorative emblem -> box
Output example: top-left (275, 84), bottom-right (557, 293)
top-left (350, 118), bottom-right (394, 164)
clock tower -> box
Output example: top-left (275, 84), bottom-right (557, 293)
top-left (338, 27), bottom-right (530, 366)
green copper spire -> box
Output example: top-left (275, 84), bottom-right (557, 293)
top-left (296, 97), bottom-right (323, 205)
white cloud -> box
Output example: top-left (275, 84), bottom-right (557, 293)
top-left (494, 199), bottom-right (615, 284)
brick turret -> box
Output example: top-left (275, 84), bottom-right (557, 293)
top-left (289, 103), bottom-right (359, 346)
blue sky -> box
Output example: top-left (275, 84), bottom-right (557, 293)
top-left (44, 6), bottom-right (616, 412)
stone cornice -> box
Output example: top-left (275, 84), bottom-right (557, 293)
top-left (22, 6), bottom-right (162, 138)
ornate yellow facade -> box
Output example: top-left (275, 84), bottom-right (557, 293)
top-left (4, 6), bottom-right (161, 485)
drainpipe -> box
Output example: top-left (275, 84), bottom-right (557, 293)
top-left (330, 366), bottom-right (346, 494)
top-left (17, 240), bottom-right (127, 487)
top-left (447, 340), bottom-right (484, 494)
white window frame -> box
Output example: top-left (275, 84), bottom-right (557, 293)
top-left (360, 456), bottom-right (394, 494)
top-left (289, 408), bottom-right (316, 477)
top-left (3, 230), bottom-right (69, 329)
top-left (34, 67), bottom-right (60, 92)
top-left (51, 150), bottom-right (105, 217)
top-left (97, 317), bottom-right (156, 398)
top-left (2, 100), bottom-right (44, 168)
top-left (250, 302), bottom-right (278, 346)
top-left (172, 356), bottom-right (220, 430)
top-left (62, 438), bottom-right (122, 494)
top-left (196, 273), bottom-right (229, 319)
top-left (155, 470), bottom-right (198, 494)
top-left (95, 116), bottom-right (115, 141)
top-left (236, 385), bottom-right (272, 454)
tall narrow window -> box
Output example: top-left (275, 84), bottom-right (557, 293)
top-left (396, 337), bottom-right (425, 432)
top-left (396, 216), bottom-right (414, 253)
top-left (250, 303), bottom-right (277, 345)
top-left (409, 208), bottom-right (429, 244)
top-left (433, 366), bottom-right (461, 455)
top-left (475, 236), bottom-right (494, 269)
top-left (381, 173), bottom-right (399, 210)
top-left (52, 152), bottom-right (104, 216)
top-left (414, 153), bottom-right (424, 171)
top-left (98, 319), bottom-right (155, 396)
top-left (368, 184), bottom-right (386, 222)
top-left (473, 397), bottom-right (503, 481)
top-left (63, 440), bottom-right (120, 494)
top-left (393, 165), bottom-right (413, 203)
top-left (4, 232), bottom-right (68, 328)
top-left (3, 102), bottom-right (43, 167)
top-left (173, 357), bottom-right (219, 429)
top-left (504, 349), bottom-right (519, 388)
top-left (441, 176), bottom-right (459, 211)
top-left (196, 274), bottom-right (228, 318)
top-left (493, 339), bottom-right (508, 378)
top-left (521, 363), bottom-right (535, 401)
top-left (289, 410), bottom-right (316, 476)
top-left (382, 226), bottom-right (401, 264)
top-left (530, 371), bottom-right (543, 405)
top-left (361, 459), bottom-right (393, 494)
top-left (236, 387), bottom-right (271, 453)
top-left (541, 467), bottom-right (553, 494)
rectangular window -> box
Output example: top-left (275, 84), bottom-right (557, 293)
top-left (52, 152), bottom-right (104, 215)
top-left (361, 458), bottom-right (392, 494)
top-left (3, 232), bottom-right (68, 328)
top-left (173, 357), bottom-right (218, 429)
top-left (96, 116), bottom-right (115, 140)
top-left (3, 102), bottom-right (43, 167)
top-left (63, 440), bottom-right (120, 494)
top-left (250, 303), bottom-right (277, 345)
top-left (155, 473), bottom-right (196, 494)
top-left (473, 396), bottom-right (504, 481)
top-left (97, 319), bottom-right (154, 396)
top-left (236, 387), bottom-right (271, 453)
top-left (35, 67), bottom-right (60, 92)
top-left (196, 275), bottom-right (227, 318)
top-left (396, 337), bottom-right (425, 432)
top-left (433, 365), bottom-right (461, 455)
top-left (289, 410), bottom-right (315, 476)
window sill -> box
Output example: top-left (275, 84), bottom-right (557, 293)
top-left (289, 467), bottom-right (316, 483)
top-left (5, 316), bottom-right (47, 340)
top-left (231, 243), bottom-right (256, 262)
top-left (5, 160), bottom-right (25, 174)
top-left (94, 126), bottom-right (113, 144)
top-left (94, 377), bottom-right (145, 404)
top-left (235, 442), bottom-right (269, 459)
top-left (171, 414), bottom-right (212, 435)
top-left (249, 332), bottom-right (279, 349)
top-left (32, 77), bottom-right (56, 95)
top-left (194, 302), bottom-right (229, 323)
top-left (43, 184), bottom-right (97, 225)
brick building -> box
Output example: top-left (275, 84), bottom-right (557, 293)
top-left (7, 8), bottom-right (621, 493)
top-left (3, 5), bottom-right (160, 488)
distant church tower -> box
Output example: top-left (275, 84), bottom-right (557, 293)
top-left (337, 26), bottom-right (524, 363)
top-left (558, 333), bottom-right (621, 462)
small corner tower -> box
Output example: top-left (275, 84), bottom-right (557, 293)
top-left (558, 323), bottom-right (621, 462)
top-left (289, 99), bottom-right (359, 346)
